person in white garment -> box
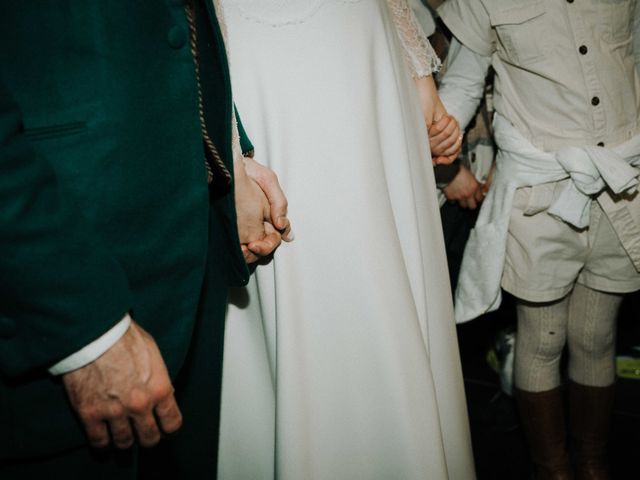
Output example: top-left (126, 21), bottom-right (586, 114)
top-left (216, 0), bottom-right (475, 479)
top-left (435, 1), bottom-right (640, 479)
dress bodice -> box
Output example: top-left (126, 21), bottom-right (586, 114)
top-left (220, 0), bottom-right (440, 77)
top-left (220, 0), bottom-right (364, 26)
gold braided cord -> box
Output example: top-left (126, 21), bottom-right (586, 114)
top-left (184, 0), bottom-right (232, 186)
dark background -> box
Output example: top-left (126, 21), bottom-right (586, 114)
top-left (457, 291), bottom-right (640, 479)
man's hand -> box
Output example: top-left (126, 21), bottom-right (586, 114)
top-left (428, 114), bottom-right (463, 165)
top-left (234, 160), bottom-right (282, 263)
top-left (243, 157), bottom-right (293, 242)
top-left (62, 322), bottom-right (182, 450)
top-left (442, 165), bottom-right (485, 210)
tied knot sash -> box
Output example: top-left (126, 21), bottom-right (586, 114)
top-left (454, 114), bottom-right (640, 323)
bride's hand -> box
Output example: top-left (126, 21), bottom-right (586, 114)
top-left (428, 114), bottom-right (462, 165)
top-left (243, 157), bottom-right (293, 242)
top-left (413, 75), bottom-right (462, 164)
top-left (234, 160), bottom-right (282, 264)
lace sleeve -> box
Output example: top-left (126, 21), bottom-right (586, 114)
top-left (386, 0), bottom-right (441, 78)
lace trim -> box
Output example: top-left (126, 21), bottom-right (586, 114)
top-left (221, 0), bottom-right (364, 27)
top-left (386, 0), bottom-right (441, 78)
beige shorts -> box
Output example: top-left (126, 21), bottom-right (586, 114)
top-left (502, 180), bottom-right (640, 302)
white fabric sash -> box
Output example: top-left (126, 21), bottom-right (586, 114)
top-left (454, 114), bottom-right (640, 323)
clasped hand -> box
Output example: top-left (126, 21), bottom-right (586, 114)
top-left (442, 165), bottom-right (487, 210)
top-left (235, 157), bottom-right (293, 264)
top-left (428, 111), bottom-right (491, 210)
top-left (62, 322), bottom-right (181, 450)
top-left (428, 113), bottom-right (463, 166)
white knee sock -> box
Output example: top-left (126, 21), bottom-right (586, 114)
top-left (514, 296), bottom-right (570, 392)
top-left (567, 284), bottom-right (622, 387)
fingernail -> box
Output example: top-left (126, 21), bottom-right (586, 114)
top-left (276, 215), bottom-right (287, 229)
top-left (285, 230), bottom-right (295, 242)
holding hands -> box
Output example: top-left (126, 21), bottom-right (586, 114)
top-left (234, 156), bottom-right (293, 264)
top-left (243, 157), bottom-right (293, 242)
top-left (428, 113), bottom-right (463, 165)
top-left (415, 74), bottom-right (492, 210)
top-left (413, 75), bottom-right (462, 165)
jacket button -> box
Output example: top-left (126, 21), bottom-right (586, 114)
top-left (0, 316), bottom-right (17, 339)
top-left (597, 142), bottom-right (605, 147)
top-left (579, 45), bottom-right (588, 55)
top-left (591, 96), bottom-right (600, 106)
top-left (168, 26), bottom-right (188, 49)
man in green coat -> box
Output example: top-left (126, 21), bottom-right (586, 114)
top-left (0, 1), bottom-right (290, 478)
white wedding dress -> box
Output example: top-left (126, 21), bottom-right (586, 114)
top-left (218, 1), bottom-right (475, 478)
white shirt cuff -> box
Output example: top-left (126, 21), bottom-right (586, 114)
top-left (48, 314), bottom-right (132, 375)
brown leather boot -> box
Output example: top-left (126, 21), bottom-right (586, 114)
top-left (515, 387), bottom-right (574, 480)
top-left (569, 381), bottom-right (615, 480)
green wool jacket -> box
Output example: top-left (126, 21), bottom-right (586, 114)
top-left (0, 0), bottom-right (249, 459)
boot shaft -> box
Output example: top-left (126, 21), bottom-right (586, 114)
top-left (569, 381), bottom-right (615, 480)
top-left (515, 387), bottom-right (574, 480)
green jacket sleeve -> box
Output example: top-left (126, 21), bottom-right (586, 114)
top-left (0, 82), bottom-right (132, 378)
top-left (234, 105), bottom-right (254, 156)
